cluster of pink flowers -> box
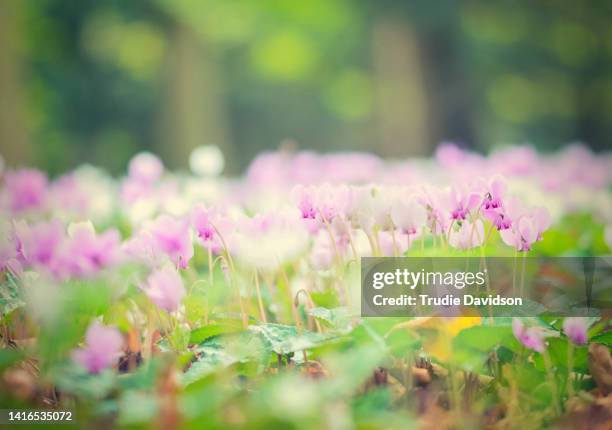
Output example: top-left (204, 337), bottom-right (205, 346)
top-left (1, 219), bottom-right (120, 279)
top-left (287, 177), bottom-right (552, 267)
top-left (1, 144), bottom-right (610, 280)
top-left (0, 145), bottom-right (609, 372)
top-left (512, 317), bottom-right (590, 353)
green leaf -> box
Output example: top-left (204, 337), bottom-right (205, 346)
top-left (531, 337), bottom-right (588, 374)
top-left (0, 272), bottom-right (24, 317)
top-left (184, 294), bottom-right (208, 325)
top-left (118, 358), bottom-right (162, 391)
top-left (168, 323), bottom-right (190, 352)
top-left (182, 332), bottom-right (268, 386)
top-left (118, 390), bottom-right (158, 425)
top-left (248, 323), bottom-right (337, 355)
top-left (0, 348), bottom-right (24, 370)
top-left (182, 344), bottom-right (239, 386)
top-left (385, 329), bottom-right (421, 357)
top-left (55, 365), bottom-right (116, 399)
top-left (308, 307), bottom-right (350, 329)
top-left (591, 331), bottom-right (612, 346)
top-left (511, 362), bottom-right (546, 389)
top-left (189, 322), bottom-right (242, 344)
top-left (322, 345), bottom-right (386, 397)
top-left (453, 325), bottom-right (520, 353)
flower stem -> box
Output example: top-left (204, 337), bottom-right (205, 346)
top-left (543, 348), bottom-right (561, 416)
top-left (253, 269), bottom-right (267, 323)
top-left (343, 220), bottom-right (359, 261)
top-left (567, 341), bottom-right (575, 397)
top-left (512, 248), bottom-right (518, 295)
top-left (210, 222), bottom-right (248, 328)
top-left (520, 251), bottom-right (527, 296)
top-left (321, 215), bottom-right (341, 263)
top-left (280, 266), bottom-right (301, 329)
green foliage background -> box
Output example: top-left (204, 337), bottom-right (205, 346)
top-left (2, 0), bottom-right (612, 175)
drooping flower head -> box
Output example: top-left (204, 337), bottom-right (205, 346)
top-left (512, 318), bottom-right (553, 353)
top-left (191, 204), bottom-right (215, 241)
top-left (443, 185), bottom-right (481, 221)
top-left (500, 201), bottom-right (551, 252)
top-left (191, 204), bottom-right (231, 253)
top-left (291, 185), bottom-right (317, 220)
top-left (72, 321), bottom-right (123, 374)
top-left (14, 220), bottom-right (65, 268)
top-left (144, 215), bottom-right (193, 269)
top-left (143, 266), bottom-right (185, 312)
top-left (3, 169), bottom-right (48, 213)
top-left (291, 184), bottom-right (352, 235)
top-left (482, 176), bottom-right (506, 211)
top-left (563, 317), bottom-right (589, 345)
top-left (63, 221), bottom-right (121, 277)
top-left (417, 186), bottom-right (450, 236)
top-left (390, 196), bottom-right (426, 236)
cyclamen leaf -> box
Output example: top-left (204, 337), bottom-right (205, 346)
top-left (55, 365), bottom-right (116, 399)
top-left (452, 325), bottom-right (521, 353)
top-left (0, 348), bottom-right (24, 370)
top-left (182, 332), bottom-right (268, 386)
top-left (308, 307), bottom-right (350, 329)
top-left (0, 272), bottom-right (25, 317)
top-left (248, 323), bottom-right (337, 355)
top-left (182, 346), bottom-right (238, 386)
top-left (591, 331), bottom-right (612, 346)
top-left (189, 322), bottom-right (243, 345)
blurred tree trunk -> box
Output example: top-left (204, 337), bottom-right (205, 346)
top-left (372, 20), bottom-right (430, 158)
top-left (0, 1), bottom-right (32, 167)
top-left (156, 22), bottom-right (234, 172)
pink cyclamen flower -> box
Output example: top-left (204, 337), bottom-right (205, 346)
top-left (563, 317), bottom-right (588, 345)
top-left (72, 321), bottom-right (123, 374)
top-left (481, 178), bottom-right (512, 231)
top-left (128, 152), bottom-right (164, 185)
top-left (482, 176), bottom-right (506, 210)
top-left (291, 185), bottom-right (317, 220)
top-left (484, 209), bottom-right (512, 231)
top-left (446, 186), bottom-right (480, 221)
top-left (190, 204), bottom-right (229, 253)
top-left (314, 184), bottom-right (350, 222)
top-left (4, 169), bottom-right (48, 213)
top-left (64, 222), bottom-right (121, 277)
top-left (417, 186), bottom-right (450, 235)
top-left (14, 220), bottom-right (65, 268)
top-left (500, 205), bottom-right (551, 252)
top-left (145, 215), bottom-right (193, 269)
top-left (192, 204), bottom-right (215, 241)
top-left (390, 198), bottom-right (426, 236)
top-left (512, 318), bottom-right (548, 353)
top-left (143, 266), bottom-right (185, 312)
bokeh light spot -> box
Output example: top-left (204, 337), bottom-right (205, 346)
top-left (250, 30), bottom-right (318, 81)
top-left (82, 12), bottom-right (166, 81)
